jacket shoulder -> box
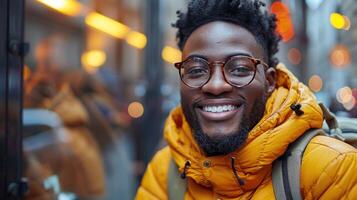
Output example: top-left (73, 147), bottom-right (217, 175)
top-left (135, 147), bottom-right (171, 200)
top-left (301, 135), bottom-right (357, 199)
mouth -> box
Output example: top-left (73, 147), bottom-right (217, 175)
top-left (195, 100), bottom-right (244, 121)
top-left (201, 105), bottom-right (239, 113)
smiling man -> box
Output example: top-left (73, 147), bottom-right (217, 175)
top-left (136, 0), bottom-right (357, 199)
top-left (178, 21), bottom-right (275, 157)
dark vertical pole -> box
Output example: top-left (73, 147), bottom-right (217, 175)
top-left (290, 0), bottom-right (309, 82)
top-left (137, 0), bottom-right (164, 165)
top-left (299, 1), bottom-right (308, 83)
top-left (0, 0), bottom-right (10, 197)
top-left (7, 0), bottom-right (26, 198)
top-left (0, 0), bottom-right (26, 199)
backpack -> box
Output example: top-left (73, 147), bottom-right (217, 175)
top-left (167, 103), bottom-right (357, 200)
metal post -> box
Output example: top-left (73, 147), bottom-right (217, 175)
top-left (287, 0), bottom-right (309, 82)
top-left (0, 0), bottom-right (9, 197)
top-left (0, 0), bottom-right (26, 199)
top-left (136, 0), bottom-right (164, 166)
top-left (298, 1), bottom-right (309, 83)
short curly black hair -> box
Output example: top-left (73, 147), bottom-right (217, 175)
top-left (172, 0), bottom-right (281, 68)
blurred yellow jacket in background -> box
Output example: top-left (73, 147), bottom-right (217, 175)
top-left (136, 65), bottom-right (357, 199)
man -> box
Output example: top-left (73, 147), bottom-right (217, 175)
top-left (136, 0), bottom-right (357, 199)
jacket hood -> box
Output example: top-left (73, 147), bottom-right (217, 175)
top-left (164, 64), bottom-right (323, 197)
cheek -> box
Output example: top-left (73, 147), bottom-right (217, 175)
top-left (180, 84), bottom-right (195, 107)
top-left (253, 70), bottom-right (268, 91)
top-left (242, 76), bottom-right (267, 105)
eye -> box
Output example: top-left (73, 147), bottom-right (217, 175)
top-left (186, 66), bottom-right (208, 76)
top-left (182, 58), bottom-right (209, 77)
top-left (228, 65), bottom-right (252, 76)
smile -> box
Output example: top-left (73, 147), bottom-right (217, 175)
top-left (196, 99), bottom-right (244, 121)
top-left (202, 105), bottom-right (238, 113)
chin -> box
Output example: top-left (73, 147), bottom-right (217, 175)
top-left (180, 96), bottom-right (265, 156)
top-left (192, 126), bottom-right (250, 156)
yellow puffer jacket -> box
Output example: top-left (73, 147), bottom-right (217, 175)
top-left (136, 65), bottom-right (357, 200)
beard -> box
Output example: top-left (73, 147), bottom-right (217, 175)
top-left (181, 92), bottom-right (268, 157)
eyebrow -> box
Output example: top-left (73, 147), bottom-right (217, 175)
top-left (185, 52), bottom-right (254, 61)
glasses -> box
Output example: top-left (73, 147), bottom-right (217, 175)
top-left (174, 55), bottom-right (269, 88)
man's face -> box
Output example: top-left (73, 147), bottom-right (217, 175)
top-left (180, 21), bottom-right (276, 156)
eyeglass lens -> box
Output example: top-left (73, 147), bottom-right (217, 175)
top-left (180, 56), bottom-right (256, 88)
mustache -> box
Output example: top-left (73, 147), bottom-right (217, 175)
top-left (192, 96), bottom-right (247, 108)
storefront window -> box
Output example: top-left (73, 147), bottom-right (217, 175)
top-left (23, 0), bottom-right (146, 199)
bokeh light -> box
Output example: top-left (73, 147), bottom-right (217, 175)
top-left (308, 75), bottom-right (323, 93)
top-left (337, 86), bottom-right (353, 104)
top-left (81, 50), bottom-right (106, 69)
top-left (330, 45), bottom-right (351, 68)
top-left (37, 0), bottom-right (82, 16)
top-left (270, 2), bottom-right (295, 42)
top-left (288, 48), bottom-right (302, 65)
top-left (126, 31), bottom-right (147, 49)
top-left (85, 12), bottom-right (130, 39)
top-left (330, 13), bottom-right (345, 29)
top-left (128, 102), bottom-right (144, 118)
top-left (162, 46), bottom-right (182, 64)
top-left (23, 65), bottom-right (32, 81)
top-left (330, 13), bottom-right (351, 30)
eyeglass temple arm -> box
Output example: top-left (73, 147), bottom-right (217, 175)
top-left (174, 62), bottom-right (182, 70)
top-left (255, 59), bottom-right (269, 69)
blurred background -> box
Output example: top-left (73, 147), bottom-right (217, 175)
top-left (16, 0), bottom-right (357, 199)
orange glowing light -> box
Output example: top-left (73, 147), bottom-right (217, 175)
top-left (81, 50), bottom-right (106, 68)
top-left (162, 46), bottom-right (182, 64)
top-left (128, 102), bottom-right (144, 118)
top-left (288, 48), bottom-right (302, 65)
top-left (85, 12), bottom-right (130, 39)
top-left (23, 65), bottom-right (32, 81)
top-left (37, 0), bottom-right (82, 16)
top-left (308, 75), bottom-right (323, 93)
top-left (271, 2), bottom-right (295, 42)
top-left (330, 45), bottom-right (351, 68)
top-left (126, 31), bottom-right (147, 49)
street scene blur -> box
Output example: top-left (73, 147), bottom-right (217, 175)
top-left (21, 0), bottom-right (356, 199)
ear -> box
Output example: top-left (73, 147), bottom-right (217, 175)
top-left (265, 67), bottom-right (276, 95)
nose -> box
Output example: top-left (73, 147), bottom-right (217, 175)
top-left (201, 65), bottom-right (233, 95)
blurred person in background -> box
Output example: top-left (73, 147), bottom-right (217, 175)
top-left (136, 0), bottom-right (357, 199)
top-left (24, 38), bottom-right (106, 199)
top-left (68, 70), bottom-right (135, 199)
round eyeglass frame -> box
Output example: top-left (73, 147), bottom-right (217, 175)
top-left (174, 55), bottom-right (269, 88)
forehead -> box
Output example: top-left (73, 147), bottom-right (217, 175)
top-left (182, 21), bottom-right (265, 61)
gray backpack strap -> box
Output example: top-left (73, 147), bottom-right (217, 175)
top-left (272, 129), bottom-right (326, 200)
top-left (168, 158), bottom-right (187, 200)
top-left (319, 102), bottom-right (346, 141)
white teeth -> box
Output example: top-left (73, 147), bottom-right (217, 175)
top-left (203, 105), bottom-right (237, 113)
top-left (212, 107), bottom-right (217, 112)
